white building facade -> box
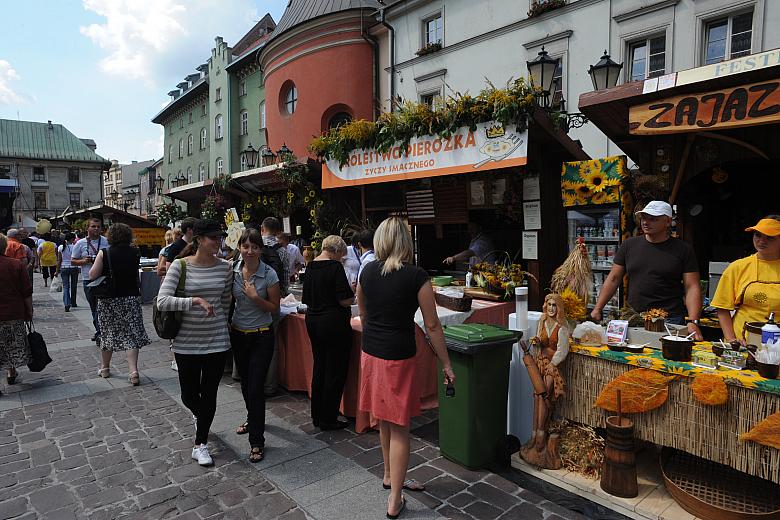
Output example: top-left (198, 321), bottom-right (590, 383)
top-left (376, 0), bottom-right (780, 159)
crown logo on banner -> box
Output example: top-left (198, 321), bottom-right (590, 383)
top-left (485, 124), bottom-right (506, 139)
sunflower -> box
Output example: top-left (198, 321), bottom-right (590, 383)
top-left (574, 183), bottom-right (592, 203)
top-left (592, 191), bottom-right (608, 205)
top-left (563, 192), bottom-right (578, 207)
top-left (585, 170), bottom-right (608, 193)
top-left (560, 287), bottom-right (586, 321)
top-left (561, 180), bottom-right (581, 191)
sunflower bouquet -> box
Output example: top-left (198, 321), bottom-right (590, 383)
top-left (471, 260), bottom-right (535, 299)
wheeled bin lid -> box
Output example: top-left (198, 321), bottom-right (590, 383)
top-left (443, 324), bottom-right (521, 353)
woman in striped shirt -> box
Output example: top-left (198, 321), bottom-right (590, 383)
top-left (157, 219), bottom-right (231, 467)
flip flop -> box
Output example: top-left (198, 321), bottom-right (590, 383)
top-left (236, 422), bottom-right (249, 435)
top-left (382, 479), bottom-right (425, 491)
top-left (386, 496), bottom-right (406, 519)
top-left (249, 446), bottom-right (264, 463)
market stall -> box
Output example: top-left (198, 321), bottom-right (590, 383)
top-left (276, 300), bottom-right (513, 433)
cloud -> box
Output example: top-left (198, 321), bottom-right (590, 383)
top-left (80, 0), bottom-right (265, 86)
top-left (0, 60), bottom-right (26, 105)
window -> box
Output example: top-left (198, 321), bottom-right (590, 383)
top-left (0, 165), bottom-right (10, 178)
top-left (215, 87), bottom-right (222, 101)
top-left (704, 11), bottom-right (753, 64)
top-left (240, 110), bottom-right (248, 135)
top-left (168, 145), bottom-right (173, 163)
top-left (200, 127), bottom-right (207, 149)
top-left (260, 101), bottom-right (266, 128)
top-left (240, 153), bottom-right (248, 171)
top-left (69, 192), bottom-right (81, 208)
top-left (179, 118), bottom-right (183, 129)
top-left (32, 166), bottom-right (45, 182)
top-left (284, 85), bottom-right (298, 114)
top-left (201, 103), bottom-right (206, 116)
top-left (198, 163), bottom-right (205, 181)
top-left (215, 115), bottom-right (223, 139)
top-left (178, 138), bottom-right (184, 158)
top-left (216, 158), bottom-right (224, 176)
top-left (329, 112), bottom-right (352, 129)
top-left (169, 126), bottom-right (173, 136)
top-left (67, 167), bottom-right (80, 184)
top-left (187, 167), bottom-right (192, 184)
top-left (188, 111), bottom-right (193, 123)
top-left (424, 14), bottom-right (443, 46)
top-left (629, 36), bottom-right (666, 82)
top-left (33, 191), bottom-right (47, 209)
top-left (239, 80), bottom-right (247, 96)
top-left (420, 92), bottom-right (440, 108)
top-left (551, 58), bottom-right (564, 108)
top-left (187, 134), bottom-right (194, 155)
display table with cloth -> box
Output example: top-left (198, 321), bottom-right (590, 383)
top-left (277, 300), bottom-right (513, 433)
top-left (138, 270), bottom-right (161, 304)
top-left (557, 343), bottom-right (780, 484)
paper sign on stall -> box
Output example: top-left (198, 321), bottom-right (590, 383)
top-left (522, 231), bottom-right (538, 260)
top-left (606, 320), bottom-right (629, 344)
top-left (523, 201), bottom-right (542, 229)
top-left (522, 175), bottom-right (540, 200)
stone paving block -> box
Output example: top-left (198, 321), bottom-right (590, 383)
top-left (16, 464), bottom-right (52, 483)
top-left (436, 504), bottom-right (475, 520)
top-left (407, 464), bottom-right (445, 484)
top-left (449, 492), bottom-right (478, 508)
top-left (287, 466), bottom-right (374, 507)
top-left (464, 500), bottom-right (503, 520)
top-left (329, 440), bottom-right (363, 458)
top-left (261, 449), bottom-right (361, 491)
top-left (20, 383), bottom-right (90, 406)
top-left (467, 482), bottom-right (518, 511)
top-left (425, 475), bottom-right (469, 500)
top-left (351, 446), bottom-right (383, 468)
top-left (242, 492), bottom-right (297, 519)
top-left (28, 483), bottom-right (76, 514)
top-left (497, 501), bottom-right (545, 520)
top-left (0, 393), bottom-right (23, 411)
top-left (0, 496), bottom-right (28, 519)
top-left (137, 484), bottom-right (183, 509)
top-left (30, 443), bottom-right (61, 465)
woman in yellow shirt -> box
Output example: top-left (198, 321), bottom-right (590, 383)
top-left (712, 216), bottom-right (780, 344)
top-left (37, 233), bottom-right (58, 288)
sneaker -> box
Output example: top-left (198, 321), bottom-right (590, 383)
top-left (191, 444), bottom-right (213, 466)
top-left (64, 306), bottom-right (70, 312)
top-left (171, 360), bottom-right (178, 371)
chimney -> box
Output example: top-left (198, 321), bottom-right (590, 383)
top-left (132, 160), bottom-right (138, 164)
top-left (168, 89), bottom-right (180, 100)
top-left (47, 120), bottom-right (53, 130)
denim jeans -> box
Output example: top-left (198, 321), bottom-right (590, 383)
top-left (61, 267), bottom-right (79, 308)
top-left (83, 280), bottom-right (99, 334)
top-left (231, 329), bottom-right (275, 448)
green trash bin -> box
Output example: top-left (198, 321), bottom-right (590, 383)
top-left (437, 323), bottom-right (519, 470)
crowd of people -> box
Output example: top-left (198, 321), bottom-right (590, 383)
top-left (0, 214), bottom-right (456, 519)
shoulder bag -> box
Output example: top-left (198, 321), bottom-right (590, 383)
top-left (87, 247), bottom-right (114, 299)
top-left (153, 259), bottom-right (187, 339)
top-left (26, 321), bottom-right (52, 373)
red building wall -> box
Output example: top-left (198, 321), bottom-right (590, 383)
top-left (263, 21), bottom-right (374, 158)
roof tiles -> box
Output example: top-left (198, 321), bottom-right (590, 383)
top-left (0, 119), bottom-right (107, 164)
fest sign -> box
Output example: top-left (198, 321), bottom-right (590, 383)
top-left (131, 228), bottom-right (166, 247)
top-left (322, 121), bottom-right (528, 188)
top-left (629, 79), bottom-right (780, 135)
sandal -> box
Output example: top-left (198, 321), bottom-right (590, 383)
top-left (236, 422), bottom-right (249, 435)
top-left (387, 496), bottom-right (406, 519)
top-left (98, 367), bottom-right (111, 378)
top-left (382, 479), bottom-right (425, 492)
top-left (249, 446), bottom-right (264, 463)
top-left (129, 372), bottom-right (140, 386)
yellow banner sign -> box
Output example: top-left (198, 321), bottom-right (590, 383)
top-left (132, 228), bottom-right (166, 247)
top-left (629, 79), bottom-right (780, 135)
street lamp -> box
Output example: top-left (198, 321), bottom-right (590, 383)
top-left (588, 50), bottom-right (623, 91)
top-left (261, 147), bottom-right (276, 167)
top-left (526, 46), bottom-right (558, 108)
top-left (178, 174), bottom-right (187, 186)
top-left (110, 189), bottom-right (119, 206)
top-left (241, 143), bottom-right (259, 169)
top-left (155, 175), bottom-right (165, 194)
top-left (277, 143), bottom-right (292, 159)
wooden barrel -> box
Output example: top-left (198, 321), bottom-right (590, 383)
top-left (600, 416), bottom-right (638, 498)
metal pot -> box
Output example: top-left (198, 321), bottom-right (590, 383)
top-left (660, 336), bottom-right (694, 362)
top-left (743, 321), bottom-right (764, 346)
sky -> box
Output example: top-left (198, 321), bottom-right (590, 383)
top-left (0, 0), bottom-right (288, 164)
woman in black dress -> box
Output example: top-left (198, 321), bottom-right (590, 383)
top-left (302, 234), bottom-right (354, 430)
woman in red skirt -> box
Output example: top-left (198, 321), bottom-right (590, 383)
top-left (357, 217), bottom-right (455, 519)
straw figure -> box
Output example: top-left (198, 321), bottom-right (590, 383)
top-left (520, 292), bottom-right (570, 468)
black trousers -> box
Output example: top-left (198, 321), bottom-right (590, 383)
top-left (41, 266), bottom-right (56, 280)
top-left (305, 315), bottom-right (352, 426)
top-left (230, 329), bottom-right (274, 448)
top-left (175, 351), bottom-right (228, 445)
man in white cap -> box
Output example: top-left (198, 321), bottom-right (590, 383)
top-left (591, 201), bottom-right (703, 340)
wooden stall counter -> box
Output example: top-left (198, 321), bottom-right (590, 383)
top-left (277, 300), bottom-right (514, 433)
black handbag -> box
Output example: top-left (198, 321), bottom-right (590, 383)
top-left (153, 259), bottom-right (187, 339)
top-left (87, 247), bottom-right (114, 299)
top-left (26, 322), bottom-right (51, 373)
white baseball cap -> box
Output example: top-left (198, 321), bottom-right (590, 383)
top-left (636, 201), bottom-right (673, 218)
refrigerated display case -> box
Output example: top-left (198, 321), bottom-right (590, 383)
top-left (566, 205), bottom-right (621, 316)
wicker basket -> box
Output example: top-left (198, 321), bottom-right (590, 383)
top-left (644, 317), bottom-right (666, 332)
top-left (434, 291), bottom-right (473, 312)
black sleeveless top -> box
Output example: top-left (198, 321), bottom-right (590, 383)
top-left (102, 245), bottom-right (141, 297)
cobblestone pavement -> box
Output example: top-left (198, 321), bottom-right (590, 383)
top-left (0, 277), bottom-right (589, 520)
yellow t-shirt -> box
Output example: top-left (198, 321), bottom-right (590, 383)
top-left (711, 254), bottom-right (780, 340)
top-left (39, 241), bottom-right (58, 267)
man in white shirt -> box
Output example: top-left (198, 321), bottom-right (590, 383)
top-left (71, 218), bottom-right (108, 341)
top-left (354, 229), bottom-right (376, 284)
top-left (279, 233), bottom-right (304, 281)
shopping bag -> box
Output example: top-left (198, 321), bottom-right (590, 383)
top-left (26, 322), bottom-right (52, 372)
top-left (50, 275), bottom-right (62, 292)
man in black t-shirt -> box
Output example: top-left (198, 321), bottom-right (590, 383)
top-left (164, 217), bottom-right (196, 263)
top-left (591, 201), bottom-right (703, 340)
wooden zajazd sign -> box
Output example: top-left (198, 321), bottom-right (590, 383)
top-left (629, 79), bottom-right (780, 135)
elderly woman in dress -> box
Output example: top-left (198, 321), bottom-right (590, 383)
top-left (89, 223), bottom-right (151, 385)
top-left (0, 233), bottom-right (33, 391)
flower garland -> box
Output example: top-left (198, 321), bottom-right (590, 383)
top-left (200, 194), bottom-right (229, 221)
top-left (309, 77), bottom-right (555, 167)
